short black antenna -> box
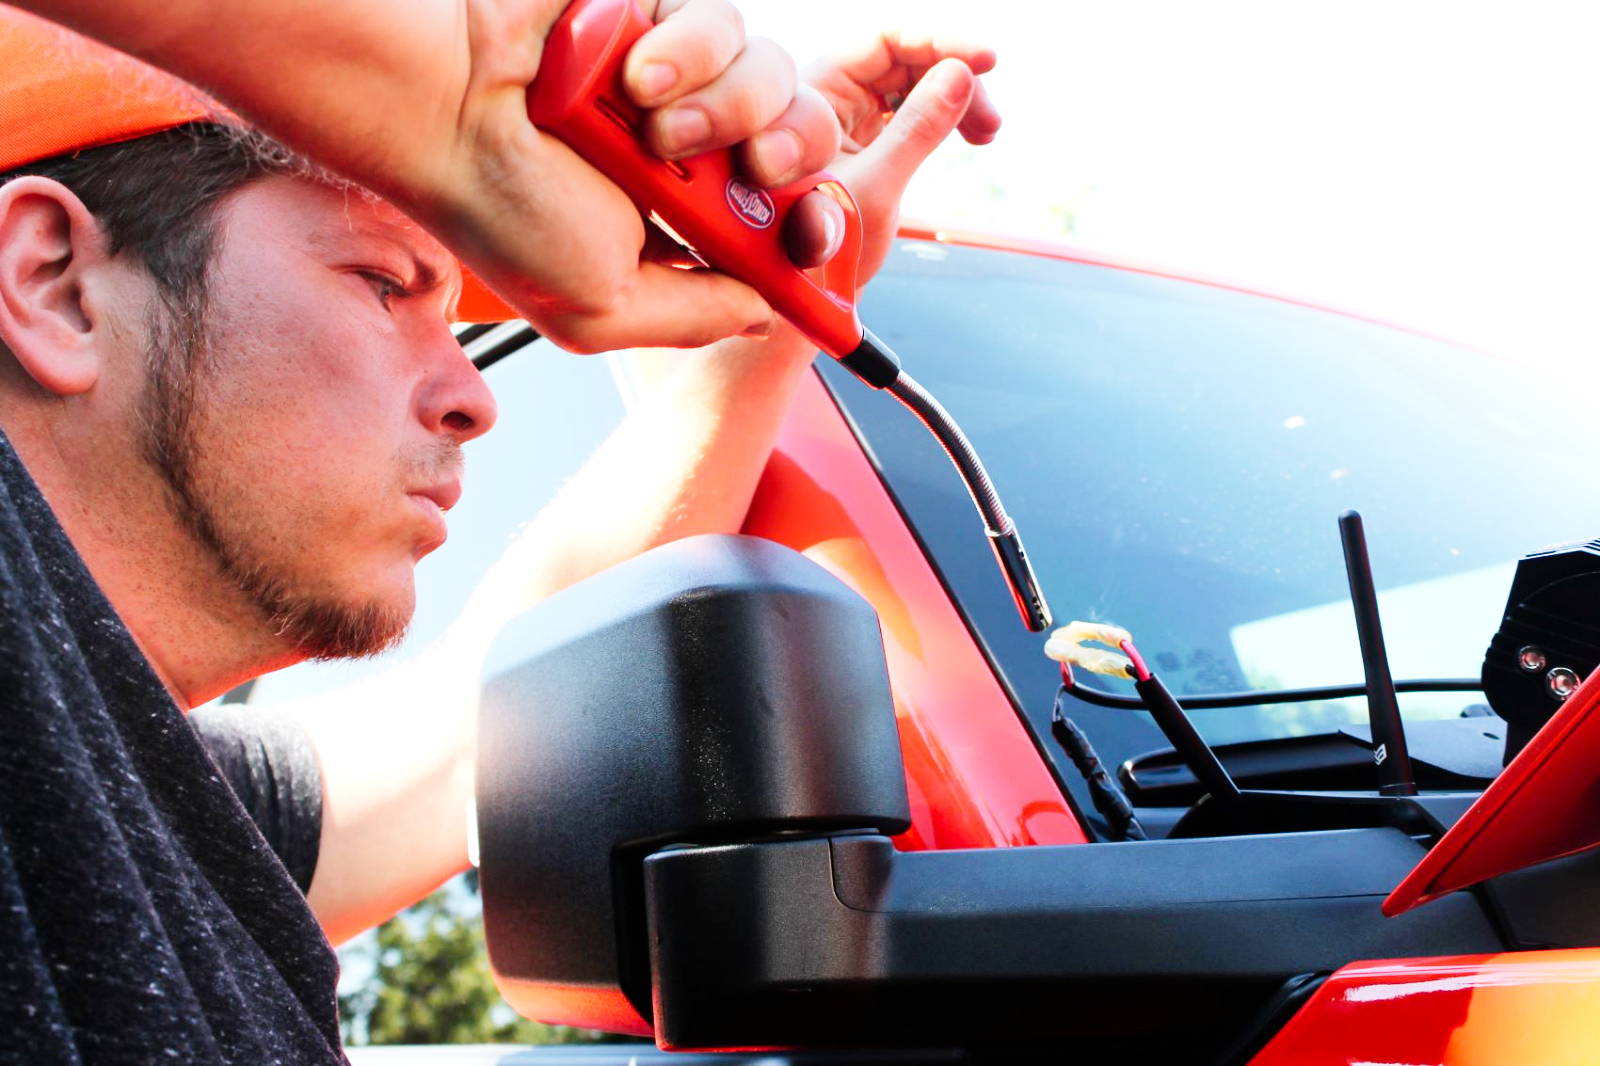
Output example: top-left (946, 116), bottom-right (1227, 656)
top-left (1338, 511), bottom-right (1417, 796)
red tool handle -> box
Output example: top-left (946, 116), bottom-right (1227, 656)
top-left (527, 0), bottom-right (867, 357)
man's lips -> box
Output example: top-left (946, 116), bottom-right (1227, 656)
top-left (410, 479), bottom-right (463, 513)
top-left (407, 479), bottom-right (462, 552)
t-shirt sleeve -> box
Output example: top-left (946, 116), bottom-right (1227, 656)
top-left (188, 707), bottom-right (324, 894)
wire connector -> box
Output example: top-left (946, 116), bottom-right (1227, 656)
top-left (1044, 621), bottom-right (1138, 679)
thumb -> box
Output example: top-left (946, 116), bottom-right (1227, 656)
top-left (854, 58), bottom-right (976, 195)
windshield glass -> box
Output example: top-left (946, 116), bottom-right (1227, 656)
top-left (831, 239), bottom-right (1599, 750)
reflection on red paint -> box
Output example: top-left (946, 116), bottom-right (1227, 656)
top-left (488, 974), bottom-right (654, 1038)
top-left (743, 373), bottom-right (1085, 849)
top-left (1249, 950), bottom-right (1600, 1065)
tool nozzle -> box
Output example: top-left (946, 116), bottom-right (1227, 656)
top-left (990, 526), bottom-right (1053, 632)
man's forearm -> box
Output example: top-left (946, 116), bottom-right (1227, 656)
top-left (13, 0), bottom-right (469, 208)
top-left (283, 652), bottom-right (478, 945)
top-left (459, 328), bottom-right (819, 640)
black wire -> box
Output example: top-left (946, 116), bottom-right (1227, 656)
top-left (452, 322), bottom-right (497, 347)
top-left (1051, 686), bottom-right (1147, 842)
top-left (458, 321), bottom-right (540, 371)
top-left (1066, 677), bottom-right (1482, 711)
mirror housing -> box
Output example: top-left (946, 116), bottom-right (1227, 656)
top-left (477, 535), bottom-right (910, 1035)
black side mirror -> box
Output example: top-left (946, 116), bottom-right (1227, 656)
top-left (476, 534), bottom-right (910, 1036)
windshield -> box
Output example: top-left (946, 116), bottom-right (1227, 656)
top-left (824, 239), bottom-right (1599, 763)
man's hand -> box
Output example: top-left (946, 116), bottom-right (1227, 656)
top-left (440, 0), bottom-right (846, 352)
top-left (777, 33), bottom-right (1001, 332)
top-left (13, 0), bottom-right (842, 353)
top-left (485, 34), bottom-right (1003, 610)
top-left (809, 33), bottom-right (1000, 284)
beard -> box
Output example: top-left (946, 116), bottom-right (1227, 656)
top-left (136, 292), bottom-right (412, 661)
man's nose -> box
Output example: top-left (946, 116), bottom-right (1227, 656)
top-left (418, 335), bottom-right (499, 442)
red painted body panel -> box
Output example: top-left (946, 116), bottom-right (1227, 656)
top-left (1386, 670), bottom-right (1600, 915)
top-left (741, 372), bottom-right (1086, 849)
top-left (1250, 950), bottom-right (1600, 1065)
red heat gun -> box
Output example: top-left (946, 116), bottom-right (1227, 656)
top-left (526, 0), bottom-right (1052, 632)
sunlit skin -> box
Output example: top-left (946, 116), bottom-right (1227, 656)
top-left (0, 174), bottom-right (494, 706)
top-left (168, 178), bottom-right (495, 656)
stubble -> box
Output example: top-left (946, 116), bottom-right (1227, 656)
top-left (135, 291), bottom-right (411, 661)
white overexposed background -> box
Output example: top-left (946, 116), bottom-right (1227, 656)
top-left (745, 0), bottom-right (1600, 370)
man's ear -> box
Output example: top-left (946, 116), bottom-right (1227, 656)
top-left (0, 177), bottom-right (115, 396)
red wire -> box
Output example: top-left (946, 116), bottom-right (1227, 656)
top-left (1060, 661), bottom-right (1075, 688)
top-left (1119, 639), bottom-right (1153, 682)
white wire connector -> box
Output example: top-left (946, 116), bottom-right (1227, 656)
top-left (1043, 621), bottom-right (1137, 679)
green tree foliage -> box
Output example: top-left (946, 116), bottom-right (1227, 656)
top-left (339, 882), bottom-right (611, 1047)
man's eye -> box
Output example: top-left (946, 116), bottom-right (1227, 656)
top-left (359, 271), bottom-right (407, 309)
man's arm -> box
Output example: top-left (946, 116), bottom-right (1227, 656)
top-left (11, 0), bottom-right (842, 351)
top-left (283, 39), bottom-right (1002, 945)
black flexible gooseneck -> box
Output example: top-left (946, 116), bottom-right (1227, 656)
top-left (844, 327), bottom-right (1053, 632)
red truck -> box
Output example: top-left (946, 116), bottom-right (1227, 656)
top-left (403, 224), bottom-right (1600, 1066)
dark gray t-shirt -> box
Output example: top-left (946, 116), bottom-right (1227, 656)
top-left (190, 706), bottom-right (323, 895)
top-left (0, 430), bottom-right (346, 1064)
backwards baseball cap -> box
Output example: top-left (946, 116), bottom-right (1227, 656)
top-left (0, 5), bottom-right (516, 322)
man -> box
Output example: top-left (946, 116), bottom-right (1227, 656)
top-left (0, 4), bottom-right (999, 1063)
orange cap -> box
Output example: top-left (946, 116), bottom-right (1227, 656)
top-left (0, 5), bottom-right (516, 323)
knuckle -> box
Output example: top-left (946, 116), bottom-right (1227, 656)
top-left (674, 39), bottom-right (799, 147)
top-left (895, 98), bottom-right (951, 146)
top-left (558, 269), bottom-right (633, 328)
top-left (706, 93), bottom-right (772, 145)
top-left (686, 325), bottom-right (728, 348)
top-left (735, 42), bottom-right (797, 123)
top-left (708, 0), bottom-right (744, 39)
top-left (726, 94), bottom-right (772, 140)
top-left (792, 88), bottom-right (842, 164)
top-left (746, 37), bottom-right (796, 86)
top-left (635, 1), bottom-right (742, 89)
top-left (547, 320), bottom-right (609, 356)
top-left (679, 6), bottom-right (746, 81)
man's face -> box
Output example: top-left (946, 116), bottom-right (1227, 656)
top-left (142, 175), bottom-right (496, 660)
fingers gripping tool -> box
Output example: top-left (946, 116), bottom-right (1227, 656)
top-left (527, 0), bottom-right (1052, 631)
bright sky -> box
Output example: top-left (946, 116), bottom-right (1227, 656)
top-left (742, 0), bottom-right (1600, 371)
